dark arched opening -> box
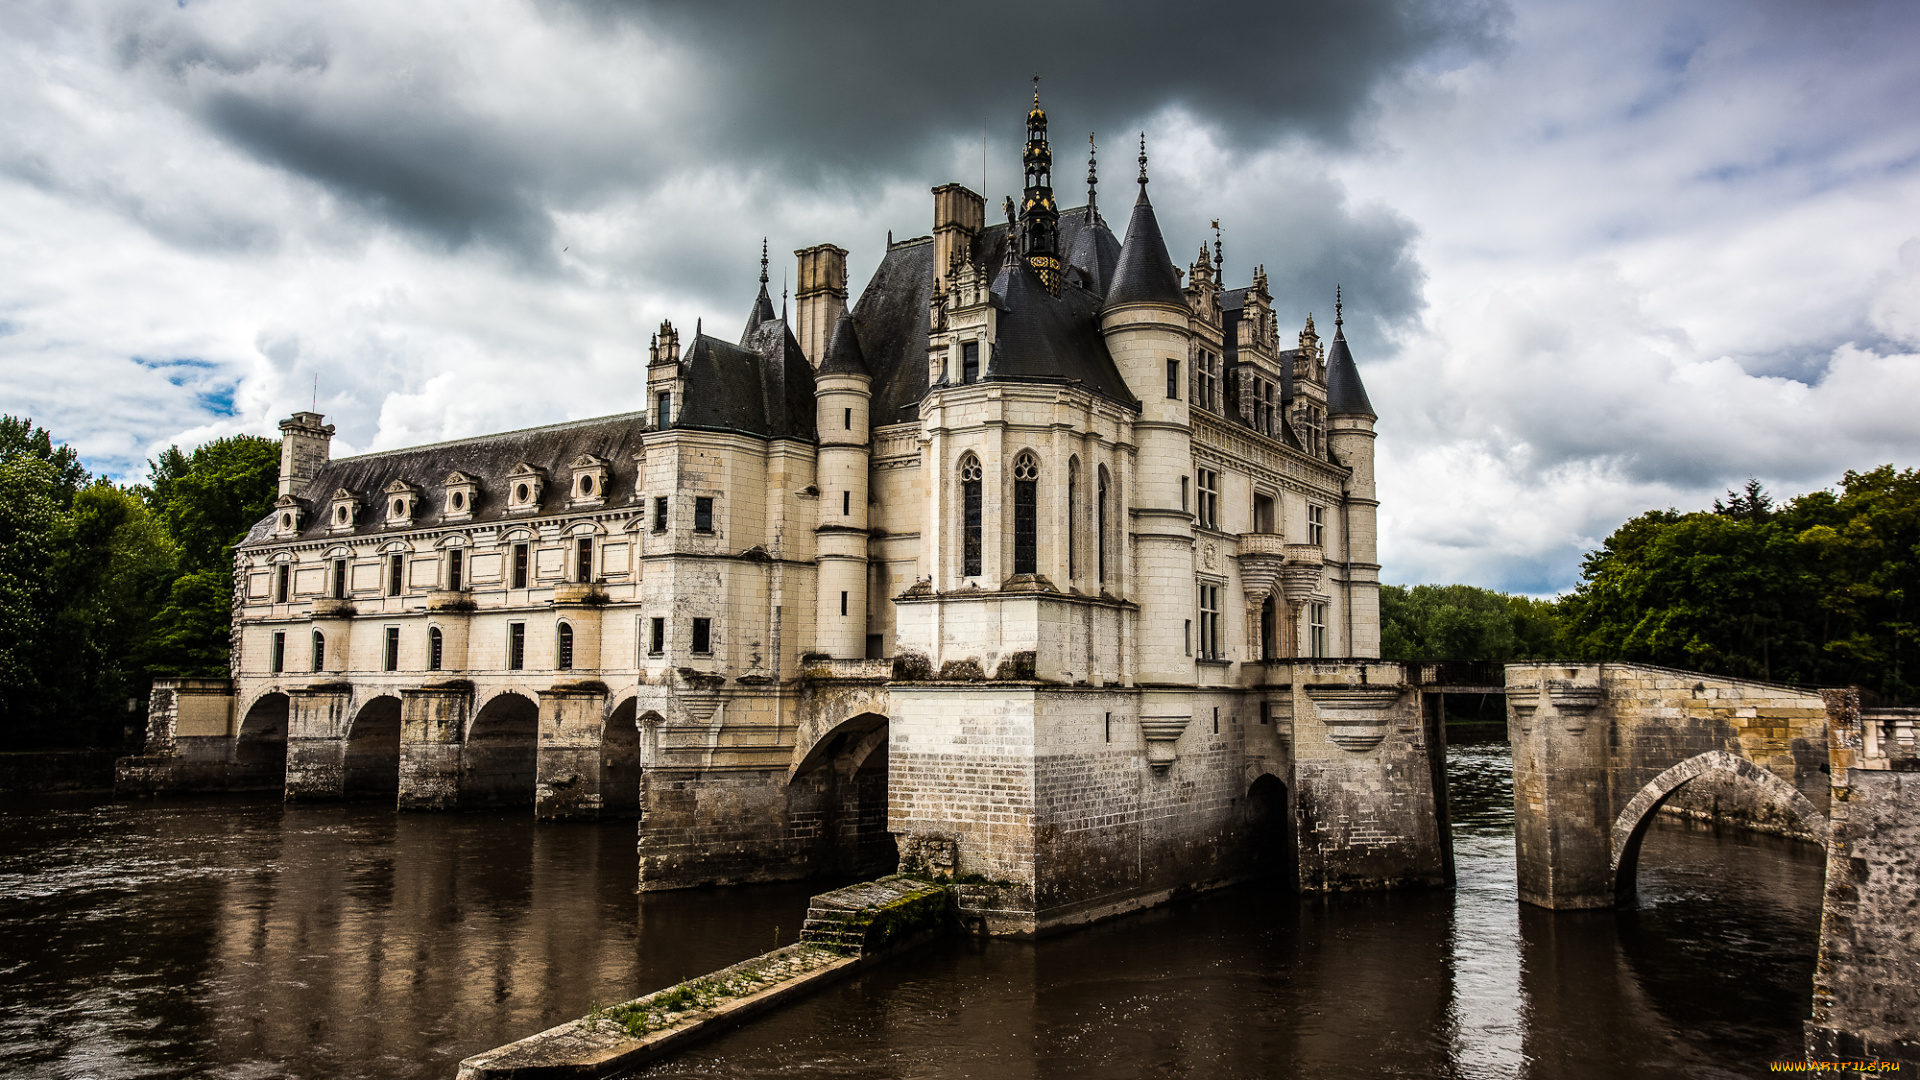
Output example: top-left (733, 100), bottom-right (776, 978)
top-left (233, 693), bottom-right (289, 790)
top-left (1612, 751), bottom-right (1827, 906)
top-left (344, 696), bottom-right (402, 798)
top-left (1260, 595), bottom-right (1278, 660)
top-left (792, 712), bottom-right (895, 878)
top-left (601, 699), bottom-right (641, 818)
top-left (1247, 773), bottom-right (1295, 886)
top-left (463, 693), bottom-right (539, 809)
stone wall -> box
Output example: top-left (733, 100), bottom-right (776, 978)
top-left (1806, 691), bottom-right (1920, 1071)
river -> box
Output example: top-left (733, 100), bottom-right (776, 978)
top-left (0, 734), bottom-right (1825, 1079)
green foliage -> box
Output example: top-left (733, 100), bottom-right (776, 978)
top-left (1562, 467), bottom-right (1920, 701)
top-left (1379, 583), bottom-right (1561, 661)
top-left (0, 416), bottom-right (278, 746)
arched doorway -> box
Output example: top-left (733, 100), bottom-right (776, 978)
top-left (601, 699), bottom-right (641, 818)
top-left (464, 693), bottom-right (539, 809)
top-left (234, 692), bottom-right (289, 789)
top-left (790, 712), bottom-right (894, 878)
top-left (1247, 773), bottom-right (1294, 886)
top-left (344, 696), bottom-right (402, 798)
top-left (1611, 750), bottom-right (1827, 905)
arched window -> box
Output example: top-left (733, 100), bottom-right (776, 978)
top-left (557, 622), bottom-right (574, 671)
top-left (428, 627), bottom-right (444, 671)
top-left (1013, 452), bottom-right (1039, 576)
top-left (311, 631), bottom-right (325, 672)
top-left (1067, 458), bottom-right (1080, 580)
top-left (960, 455), bottom-right (983, 577)
top-left (1097, 465), bottom-right (1111, 585)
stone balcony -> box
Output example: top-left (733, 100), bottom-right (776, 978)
top-left (426, 589), bottom-right (476, 612)
top-left (310, 597), bottom-right (356, 618)
top-left (551, 581), bottom-right (609, 606)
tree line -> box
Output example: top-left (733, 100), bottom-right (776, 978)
top-left (1382, 467), bottom-right (1918, 703)
top-left (0, 416), bottom-right (278, 749)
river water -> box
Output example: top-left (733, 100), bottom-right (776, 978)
top-left (0, 735), bottom-right (1825, 1079)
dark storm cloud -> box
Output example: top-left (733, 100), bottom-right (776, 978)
top-left (108, 0), bottom-right (1503, 268)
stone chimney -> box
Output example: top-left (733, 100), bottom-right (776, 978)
top-left (793, 244), bottom-right (848, 368)
top-left (932, 183), bottom-right (985, 291)
top-left (277, 412), bottom-right (334, 498)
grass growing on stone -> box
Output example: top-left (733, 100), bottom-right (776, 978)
top-left (578, 944), bottom-right (844, 1039)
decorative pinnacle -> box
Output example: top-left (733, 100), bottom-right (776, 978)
top-left (1335, 285), bottom-right (1343, 326)
top-left (1138, 132), bottom-right (1148, 187)
top-left (1211, 220), bottom-right (1223, 273)
top-left (1087, 133), bottom-right (1097, 211)
top-left (1032, 74), bottom-right (1040, 104)
top-left (759, 239), bottom-right (769, 285)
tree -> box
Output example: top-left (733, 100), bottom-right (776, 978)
top-left (1379, 583), bottom-right (1560, 661)
top-left (0, 416), bottom-right (88, 506)
top-left (143, 436), bottom-right (280, 678)
top-left (0, 455), bottom-right (61, 741)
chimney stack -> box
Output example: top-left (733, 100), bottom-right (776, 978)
top-left (931, 183), bottom-right (985, 292)
top-left (793, 244), bottom-right (848, 368)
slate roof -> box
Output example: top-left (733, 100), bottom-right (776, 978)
top-left (734, 317), bottom-right (820, 440)
top-left (1325, 323), bottom-right (1375, 418)
top-left (855, 206), bottom-right (1138, 421)
top-left (816, 310), bottom-right (870, 378)
top-left (1104, 187), bottom-right (1184, 308)
top-left (240, 411), bottom-right (651, 547)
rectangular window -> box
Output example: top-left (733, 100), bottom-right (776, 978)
top-left (270, 631), bottom-right (285, 673)
top-left (844, 407), bottom-right (853, 430)
top-left (695, 496), bottom-right (714, 533)
top-left (1184, 618), bottom-right (1192, 656)
top-left (508, 622), bottom-right (526, 670)
top-left (1198, 583), bottom-right (1221, 660)
top-left (312, 631), bottom-right (325, 672)
top-left (1197, 469), bottom-right (1218, 529)
top-left (1199, 350), bottom-right (1217, 411)
top-left (387, 553), bottom-right (403, 597)
top-left (842, 490), bottom-right (851, 516)
top-left (649, 617), bottom-right (665, 656)
top-left (1104, 712), bottom-right (1112, 743)
top-left (575, 536), bottom-right (593, 582)
top-left (962, 341), bottom-right (980, 384)
top-left (1253, 494), bottom-right (1275, 534)
top-left (1307, 505), bottom-right (1326, 547)
top-left (840, 590), bottom-right (849, 617)
top-left (1180, 476), bottom-right (1190, 514)
top-left (428, 628), bottom-right (443, 671)
top-left (448, 549), bottom-right (464, 591)
top-left (1309, 603), bottom-right (1329, 658)
top-left (1260, 700), bottom-right (1270, 725)
top-left (332, 558), bottom-right (347, 599)
top-left (383, 626), bottom-right (400, 672)
top-left (657, 392), bottom-right (672, 430)
top-left (1167, 358), bottom-right (1180, 399)
top-left (653, 496), bottom-right (669, 532)
top-left (1213, 706), bottom-right (1219, 735)
top-left (691, 617), bottom-right (712, 655)
top-left (557, 623), bottom-right (573, 670)
top-left (512, 543), bottom-right (529, 589)
top-left (274, 564), bottom-right (289, 603)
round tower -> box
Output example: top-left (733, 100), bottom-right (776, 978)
top-left (1099, 136), bottom-right (1196, 685)
top-left (813, 312), bottom-right (873, 659)
top-left (1323, 292), bottom-right (1380, 658)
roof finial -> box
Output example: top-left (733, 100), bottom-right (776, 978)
top-left (1087, 133), bottom-right (1098, 219)
top-left (1032, 74), bottom-right (1040, 105)
top-left (1211, 220), bottom-right (1223, 276)
top-left (1335, 285), bottom-right (1343, 327)
top-left (759, 239), bottom-right (769, 285)
top-left (1137, 132), bottom-right (1148, 187)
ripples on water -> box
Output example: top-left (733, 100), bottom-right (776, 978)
top-left (0, 733), bottom-right (1825, 1079)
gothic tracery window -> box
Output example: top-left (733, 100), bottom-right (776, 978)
top-left (961, 455), bottom-right (983, 577)
top-left (1012, 452), bottom-right (1039, 576)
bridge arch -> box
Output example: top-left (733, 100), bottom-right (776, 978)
top-left (790, 711), bottom-right (889, 781)
top-left (788, 711), bottom-right (894, 877)
top-left (1245, 771), bottom-right (1294, 885)
top-left (234, 691), bottom-right (290, 786)
top-left (601, 697), bottom-right (641, 817)
top-left (463, 690), bottom-right (539, 808)
top-left (1610, 749), bottom-right (1828, 904)
top-left (344, 694), bottom-right (402, 798)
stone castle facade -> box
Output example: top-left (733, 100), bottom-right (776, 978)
top-left (130, 95), bottom-right (1456, 935)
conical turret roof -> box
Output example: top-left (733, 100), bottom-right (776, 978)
top-left (817, 310), bottom-right (870, 378)
top-left (1105, 186), bottom-right (1183, 308)
top-left (1325, 320), bottom-right (1375, 419)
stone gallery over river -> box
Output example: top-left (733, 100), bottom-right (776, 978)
top-left (114, 94), bottom-right (1918, 1071)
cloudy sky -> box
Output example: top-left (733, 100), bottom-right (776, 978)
top-left (4, 0), bottom-right (1916, 593)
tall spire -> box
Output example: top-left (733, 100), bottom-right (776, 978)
top-left (1325, 286), bottom-right (1374, 418)
top-left (1335, 284), bottom-right (1343, 327)
top-left (1106, 131), bottom-right (1182, 308)
top-left (760, 239), bottom-right (769, 285)
top-left (1086, 133), bottom-right (1098, 222)
top-left (743, 238), bottom-right (777, 340)
top-left (1020, 79), bottom-right (1061, 295)
top-left (1137, 132), bottom-right (1148, 188)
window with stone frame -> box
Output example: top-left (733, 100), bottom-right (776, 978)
top-left (1196, 468), bottom-right (1219, 530)
top-left (274, 564), bottom-right (290, 603)
top-left (1308, 602), bottom-right (1329, 658)
top-left (1067, 459), bottom-right (1080, 580)
top-left (271, 631), bottom-right (285, 674)
top-left (383, 625), bottom-right (400, 672)
top-left (1197, 582), bottom-right (1223, 660)
top-left (694, 496), bottom-right (714, 533)
top-left (960, 454), bottom-right (983, 577)
top-left (511, 543), bottom-right (530, 589)
top-left (1307, 504), bottom-right (1325, 547)
top-left (386, 552), bottom-right (404, 596)
top-left (557, 622), bottom-right (574, 670)
top-left (311, 630), bottom-right (325, 672)
top-left (691, 617), bottom-right (712, 655)
top-left (1097, 465), bottom-right (1110, 584)
top-left (447, 548), bottom-right (464, 591)
top-left (508, 622), bottom-right (526, 670)
top-left (1198, 349), bottom-right (1219, 413)
top-left (1012, 452), bottom-right (1039, 576)
top-left (428, 627), bottom-right (443, 671)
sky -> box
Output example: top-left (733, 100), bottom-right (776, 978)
top-left (3, 0), bottom-right (1916, 594)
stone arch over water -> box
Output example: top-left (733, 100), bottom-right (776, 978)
top-left (1245, 771), bottom-right (1294, 886)
top-left (601, 698), bottom-right (641, 818)
top-left (234, 692), bottom-right (289, 787)
top-left (344, 695), bottom-right (402, 798)
top-left (790, 711), bottom-right (894, 878)
top-left (1610, 749), bottom-right (1828, 904)
top-left (463, 691), bottom-right (539, 808)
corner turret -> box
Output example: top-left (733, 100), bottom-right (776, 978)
top-left (277, 411), bottom-right (334, 498)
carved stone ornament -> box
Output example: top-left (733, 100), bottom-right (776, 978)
top-left (1304, 684), bottom-right (1405, 753)
top-left (1139, 711), bottom-right (1193, 770)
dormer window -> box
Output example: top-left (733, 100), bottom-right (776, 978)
top-left (443, 471), bottom-right (479, 521)
top-left (384, 479), bottom-right (420, 528)
top-left (326, 488), bottom-right (362, 534)
top-left (569, 454), bottom-right (610, 508)
top-left (506, 463), bottom-right (545, 515)
top-left (271, 494), bottom-right (304, 538)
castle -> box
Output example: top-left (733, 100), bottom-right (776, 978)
top-left (133, 93), bottom-right (1456, 935)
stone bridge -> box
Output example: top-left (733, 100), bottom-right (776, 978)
top-left (1508, 661), bottom-right (1831, 910)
